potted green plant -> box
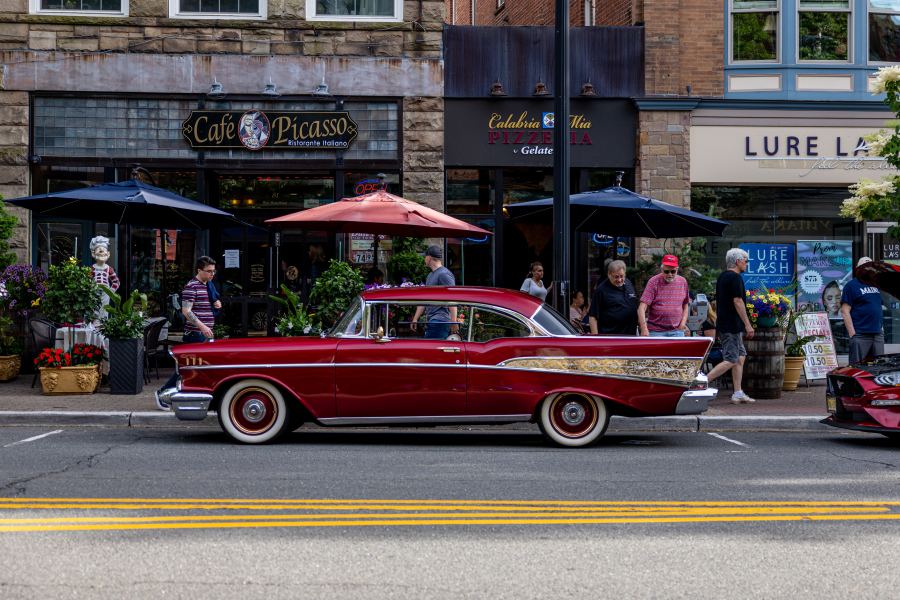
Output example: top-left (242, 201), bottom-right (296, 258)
top-left (270, 284), bottom-right (321, 336)
top-left (37, 258), bottom-right (102, 394)
top-left (783, 307), bottom-right (820, 391)
top-left (98, 287), bottom-right (148, 395)
top-left (309, 260), bottom-right (364, 327)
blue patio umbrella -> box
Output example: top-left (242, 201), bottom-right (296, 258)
top-left (5, 180), bottom-right (239, 229)
top-left (506, 186), bottom-right (729, 238)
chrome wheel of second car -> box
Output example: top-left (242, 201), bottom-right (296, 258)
top-left (219, 379), bottom-right (289, 444)
top-left (540, 392), bottom-right (609, 447)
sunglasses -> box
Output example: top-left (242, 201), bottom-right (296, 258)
top-left (662, 268), bottom-right (678, 274)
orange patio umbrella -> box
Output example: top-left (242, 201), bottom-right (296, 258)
top-left (265, 190), bottom-right (492, 238)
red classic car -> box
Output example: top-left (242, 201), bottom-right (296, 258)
top-left (157, 286), bottom-right (716, 446)
top-left (823, 261), bottom-right (900, 441)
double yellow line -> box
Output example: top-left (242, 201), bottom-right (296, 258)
top-left (0, 498), bottom-right (899, 532)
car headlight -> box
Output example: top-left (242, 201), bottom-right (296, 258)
top-left (873, 371), bottom-right (900, 387)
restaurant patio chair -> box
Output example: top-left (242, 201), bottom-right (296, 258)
top-left (142, 318), bottom-right (168, 383)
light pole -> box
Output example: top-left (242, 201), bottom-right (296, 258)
top-left (552, 0), bottom-right (571, 312)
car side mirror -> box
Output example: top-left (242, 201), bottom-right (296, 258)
top-left (371, 326), bottom-right (391, 343)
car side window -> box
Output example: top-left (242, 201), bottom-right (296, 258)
top-left (470, 307), bottom-right (531, 342)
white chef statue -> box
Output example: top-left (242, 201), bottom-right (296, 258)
top-left (90, 235), bottom-right (120, 321)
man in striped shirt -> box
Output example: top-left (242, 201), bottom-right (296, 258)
top-left (181, 256), bottom-right (221, 343)
top-left (637, 254), bottom-right (690, 337)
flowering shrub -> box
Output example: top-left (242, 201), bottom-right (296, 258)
top-left (34, 343), bottom-right (103, 368)
top-left (745, 290), bottom-right (793, 328)
top-left (0, 264), bottom-right (47, 318)
top-left (41, 258), bottom-right (102, 325)
top-left (269, 284), bottom-right (321, 336)
top-left (841, 65), bottom-right (900, 237)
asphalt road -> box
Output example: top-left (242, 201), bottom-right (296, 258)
top-left (1, 425), bottom-right (899, 599)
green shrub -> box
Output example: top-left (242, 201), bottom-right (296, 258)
top-left (270, 284), bottom-right (321, 336)
top-left (41, 257), bottom-right (102, 325)
top-left (310, 260), bottom-right (364, 326)
top-left (97, 288), bottom-right (148, 340)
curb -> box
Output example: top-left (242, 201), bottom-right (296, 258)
top-left (0, 411), bottom-right (831, 432)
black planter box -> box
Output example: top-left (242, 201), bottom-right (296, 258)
top-left (109, 338), bottom-right (144, 395)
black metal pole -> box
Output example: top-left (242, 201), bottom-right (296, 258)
top-left (552, 0), bottom-right (571, 312)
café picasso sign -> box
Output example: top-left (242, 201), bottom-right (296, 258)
top-left (182, 109), bottom-right (359, 151)
top-left (691, 125), bottom-right (898, 185)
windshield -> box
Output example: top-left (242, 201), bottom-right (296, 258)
top-left (532, 304), bottom-right (579, 336)
top-left (330, 297), bottom-right (364, 337)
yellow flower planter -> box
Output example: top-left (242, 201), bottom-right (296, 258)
top-left (0, 355), bottom-right (21, 382)
top-left (39, 365), bottom-right (101, 395)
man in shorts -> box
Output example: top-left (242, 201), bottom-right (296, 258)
top-left (706, 247), bottom-right (756, 404)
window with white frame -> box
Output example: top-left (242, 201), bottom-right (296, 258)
top-left (307, 0), bottom-right (404, 22)
top-left (169, 0), bottom-right (266, 19)
top-left (798, 0), bottom-right (850, 61)
top-left (731, 0), bottom-right (780, 62)
top-left (870, 0), bottom-right (900, 62)
top-left (30, 0), bottom-right (126, 15)
top-left (498, 0), bottom-right (506, 9)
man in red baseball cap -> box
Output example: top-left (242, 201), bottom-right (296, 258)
top-left (638, 254), bottom-right (690, 337)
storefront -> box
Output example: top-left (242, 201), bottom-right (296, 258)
top-left (444, 98), bottom-right (638, 296)
top-left (690, 106), bottom-right (898, 353)
top-left (28, 93), bottom-right (403, 336)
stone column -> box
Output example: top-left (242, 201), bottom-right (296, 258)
top-left (635, 109), bottom-right (691, 261)
top-left (0, 90), bottom-right (29, 263)
top-left (402, 96), bottom-right (444, 211)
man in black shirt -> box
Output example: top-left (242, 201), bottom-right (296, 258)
top-left (707, 248), bottom-right (756, 404)
top-left (589, 260), bottom-right (639, 335)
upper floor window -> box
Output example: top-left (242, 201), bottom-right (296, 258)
top-left (870, 0), bottom-right (900, 62)
top-left (307, 0), bottom-right (404, 22)
top-left (799, 0), bottom-right (850, 61)
top-left (30, 0), bottom-right (126, 15)
top-left (169, 0), bottom-right (266, 19)
top-left (731, 0), bottom-right (780, 62)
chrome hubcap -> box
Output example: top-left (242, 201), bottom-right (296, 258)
top-left (243, 399), bottom-right (267, 423)
top-left (561, 401), bottom-right (586, 426)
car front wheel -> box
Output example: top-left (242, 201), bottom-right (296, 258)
top-left (219, 379), bottom-right (288, 444)
top-left (539, 392), bottom-right (608, 447)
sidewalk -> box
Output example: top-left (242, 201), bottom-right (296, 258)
top-left (0, 367), bottom-right (829, 432)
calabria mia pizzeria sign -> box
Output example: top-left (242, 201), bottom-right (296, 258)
top-left (182, 109), bottom-right (359, 151)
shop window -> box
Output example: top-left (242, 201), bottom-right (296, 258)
top-left (216, 175), bottom-right (334, 211)
top-left (447, 169), bottom-right (494, 215)
top-left (168, 0), bottom-right (265, 19)
top-left (343, 171), bottom-right (400, 197)
top-left (30, 0), bottom-right (126, 15)
top-left (731, 0), bottom-right (780, 62)
top-left (447, 219), bottom-right (494, 287)
top-left (798, 0), bottom-right (850, 61)
top-left (307, 0), bottom-right (403, 22)
top-left (869, 0), bottom-right (900, 62)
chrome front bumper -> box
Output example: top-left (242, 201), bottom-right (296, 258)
top-left (675, 374), bottom-right (716, 415)
top-left (156, 383), bottom-right (213, 421)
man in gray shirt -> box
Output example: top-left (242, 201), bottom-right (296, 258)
top-left (411, 245), bottom-right (458, 339)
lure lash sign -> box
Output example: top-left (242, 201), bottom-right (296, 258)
top-left (691, 125), bottom-right (898, 184)
top-left (182, 110), bottom-right (359, 151)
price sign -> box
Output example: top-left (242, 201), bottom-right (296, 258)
top-left (795, 312), bottom-right (839, 380)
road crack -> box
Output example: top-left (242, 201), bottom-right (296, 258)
top-left (827, 450), bottom-right (899, 469)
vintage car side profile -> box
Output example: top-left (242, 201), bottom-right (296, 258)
top-left (157, 286), bottom-right (715, 446)
top-left (823, 261), bottom-right (900, 440)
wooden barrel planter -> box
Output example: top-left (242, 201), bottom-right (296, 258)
top-left (744, 327), bottom-right (785, 400)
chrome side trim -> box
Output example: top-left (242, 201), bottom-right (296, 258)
top-left (497, 356), bottom-right (704, 387)
top-left (318, 414), bottom-right (533, 426)
top-left (181, 363), bottom-right (335, 371)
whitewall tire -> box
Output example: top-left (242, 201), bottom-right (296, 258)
top-left (219, 379), bottom-right (288, 444)
top-left (539, 392), bottom-right (608, 447)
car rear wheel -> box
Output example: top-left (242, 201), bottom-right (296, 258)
top-left (219, 379), bottom-right (288, 444)
top-left (539, 392), bottom-right (608, 447)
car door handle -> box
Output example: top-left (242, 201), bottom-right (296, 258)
top-left (437, 346), bottom-right (461, 353)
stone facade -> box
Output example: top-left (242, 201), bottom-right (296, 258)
top-left (635, 109), bottom-right (691, 260)
top-left (0, 1), bottom-right (446, 262)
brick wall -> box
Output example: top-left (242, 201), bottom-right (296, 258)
top-left (471, 0), bottom-right (586, 26)
top-left (644, 0), bottom-right (722, 96)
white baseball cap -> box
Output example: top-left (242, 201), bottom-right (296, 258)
top-left (857, 256), bottom-right (874, 267)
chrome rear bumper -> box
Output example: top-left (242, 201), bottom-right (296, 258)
top-left (156, 384), bottom-right (213, 421)
top-left (675, 374), bottom-right (716, 415)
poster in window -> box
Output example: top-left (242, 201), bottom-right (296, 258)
top-left (739, 243), bottom-right (795, 293)
top-left (797, 240), bottom-right (853, 320)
